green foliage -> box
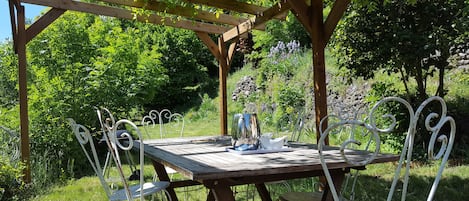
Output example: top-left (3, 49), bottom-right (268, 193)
top-left (247, 12), bottom-right (310, 66)
top-left (0, 126), bottom-right (25, 201)
top-left (332, 0), bottom-right (467, 100)
top-left (241, 40), bottom-right (309, 130)
top-left (0, 157), bottom-right (24, 201)
top-left (0, 41), bottom-right (18, 108)
top-left (0, 11), bottom-right (220, 196)
top-left (185, 94), bottom-right (218, 121)
top-left (148, 27), bottom-right (218, 109)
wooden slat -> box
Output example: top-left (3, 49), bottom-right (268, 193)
top-left (324, 0), bottom-right (351, 44)
top-left (26, 8), bottom-right (65, 43)
top-left (99, 0), bottom-right (250, 27)
top-left (137, 138), bottom-right (399, 181)
top-left (222, 0), bottom-right (291, 43)
top-left (22, 0), bottom-right (229, 34)
top-left (252, 0), bottom-right (291, 29)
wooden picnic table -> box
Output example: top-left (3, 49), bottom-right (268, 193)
top-left (133, 136), bottom-right (398, 201)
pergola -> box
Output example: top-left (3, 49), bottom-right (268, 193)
top-left (9, 0), bottom-right (350, 182)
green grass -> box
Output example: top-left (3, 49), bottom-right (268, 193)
top-left (32, 162), bottom-right (469, 201)
top-left (31, 177), bottom-right (107, 201)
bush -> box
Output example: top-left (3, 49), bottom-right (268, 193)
top-left (0, 157), bottom-right (24, 201)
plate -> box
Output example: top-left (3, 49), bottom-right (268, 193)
top-left (225, 146), bottom-right (292, 155)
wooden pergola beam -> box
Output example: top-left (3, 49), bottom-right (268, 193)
top-left (100, 0), bottom-right (251, 28)
top-left (195, 32), bottom-right (221, 60)
top-left (23, 0), bottom-right (230, 34)
top-left (287, 0), bottom-right (314, 35)
top-left (324, 0), bottom-right (350, 44)
top-left (26, 8), bottom-right (65, 43)
top-left (223, 0), bottom-right (291, 43)
top-left (186, 0), bottom-right (270, 16)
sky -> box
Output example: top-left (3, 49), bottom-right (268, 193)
top-left (1, 1), bottom-right (46, 41)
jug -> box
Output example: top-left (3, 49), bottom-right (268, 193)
top-left (231, 113), bottom-right (261, 149)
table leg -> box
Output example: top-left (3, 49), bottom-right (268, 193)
top-left (206, 189), bottom-right (215, 201)
top-left (322, 169), bottom-right (346, 201)
top-left (255, 183), bottom-right (273, 201)
top-left (151, 160), bottom-right (179, 201)
top-left (210, 182), bottom-right (235, 201)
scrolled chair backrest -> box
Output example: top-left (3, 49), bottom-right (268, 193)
top-left (96, 107), bottom-right (146, 200)
top-left (318, 96), bottom-right (455, 201)
top-left (141, 109), bottom-right (185, 139)
top-left (67, 118), bottom-right (113, 198)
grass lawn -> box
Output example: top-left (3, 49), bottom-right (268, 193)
top-left (31, 161), bottom-right (469, 201)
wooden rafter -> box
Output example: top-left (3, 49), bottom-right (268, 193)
top-left (26, 8), bottom-right (65, 43)
top-left (185, 0), bottom-right (289, 21)
top-left (185, 0), bottom-right (269, 16)
top-left (223, 0), bottom-right (291, 43)
top-left (324, 0), bottom-right (350, 44)
top-left (195, 32), bottom-right (221, 60)
top-left (100, 0), bottom-right (252, 28)
top-left (22, 0), bottom-right (230, 34)
top-left (287, 0), bottom-right (313, 36)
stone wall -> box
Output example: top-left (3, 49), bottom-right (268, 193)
top-left (451, 42), bottom-right (469, 71)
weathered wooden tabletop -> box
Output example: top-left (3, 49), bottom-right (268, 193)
top-left (134, 136), bottom-right (399, 201)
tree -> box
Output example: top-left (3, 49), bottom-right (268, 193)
top-left (332, 0), bottom-right (467, 100)
top-left (0, 41), bottom-right (18, 107)
top-left (150, 27), bottom-right (218, 109)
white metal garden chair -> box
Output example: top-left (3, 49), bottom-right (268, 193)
top-left (141, 109), bottom-right (185, 140)
top-left (318, 96), bottom-right (456, 201)
top-left (69, 114), bottom-right (171, 201)
top-left (96, 108), bottom-right (138, 183)
top-left (280, 109), bottom-right (368, 201)
top-left (141, 109), bottom-right (202, 200)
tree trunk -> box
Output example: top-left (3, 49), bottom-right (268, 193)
top-left (414, 60), bottom-right (427, 101)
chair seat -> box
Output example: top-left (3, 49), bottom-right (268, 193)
top-left (279, 191), bottom-right (323, 201)
top-left (109, 181), bottom-right (170, 201)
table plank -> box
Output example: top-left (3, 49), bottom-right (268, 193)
top-left (137, 136), bottom-right (398, 181)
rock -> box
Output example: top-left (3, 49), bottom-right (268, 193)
top-left (232, 76), bottom-right (258, 102)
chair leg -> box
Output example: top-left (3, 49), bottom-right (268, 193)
top-left (102, 151), bottom-right (111, 176)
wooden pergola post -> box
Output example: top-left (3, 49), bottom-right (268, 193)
top-left (195, 32), bottom-right (236, 135)
top-left (288, 0), bottom-right (350, 144)
top-left (12, 2), bottom-right (31, 183)
top-left (9, 0), bottom-right (66, 182)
